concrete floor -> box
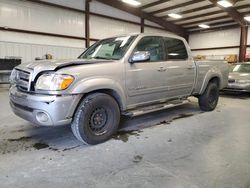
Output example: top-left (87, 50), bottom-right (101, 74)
top-left (0, 88), bottom-right (249, 188)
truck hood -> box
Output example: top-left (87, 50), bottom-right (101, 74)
top-left (229, 72), bottom-right (250, 80)
top-left (19, 59), bottom-right (113, 73)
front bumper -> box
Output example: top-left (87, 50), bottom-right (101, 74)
top-left (222, 83), bottom-right (250, 92)
top-left (9, 86), bottom-right (82, 126)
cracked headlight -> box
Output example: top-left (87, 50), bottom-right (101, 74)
top-left (35, 73), bottom-right (74, 91)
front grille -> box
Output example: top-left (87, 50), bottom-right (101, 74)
top-left (15, 69), bottom-right (31, 91)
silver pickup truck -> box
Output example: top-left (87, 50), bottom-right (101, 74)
top-left (9, 33), bottom-right (228, 144)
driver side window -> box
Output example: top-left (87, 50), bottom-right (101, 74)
top-left (134, 36), bottom-right (164, 62)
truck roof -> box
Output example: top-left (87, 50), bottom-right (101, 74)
top-left (103, 33), bottom-right (186, 41)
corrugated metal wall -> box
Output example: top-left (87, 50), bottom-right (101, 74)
top-left (189, 28), bottom-right (241, 49)
top-left (0, 0), bottom-right (86, 63)
top-left (0, 40), bottom-right (83, 63)
top-left (0, 0), bottom-right (85, 37)
top-left (90, 16), bottom-right (140, 39)
top-left (189, 28), bottom-right (241, 57)
top-left (144, 26), bottom-right (173, 35)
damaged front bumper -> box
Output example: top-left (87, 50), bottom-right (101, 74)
top-left (9, 86), bottom-right (82, 126)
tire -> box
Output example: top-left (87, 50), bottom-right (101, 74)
top-left (71, 93), bottom-right (120, 145)
top-left (198, 82), bottom-right (219, 111)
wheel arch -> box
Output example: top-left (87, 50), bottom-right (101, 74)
top-left (88, 89), bottom-right (125, 111)
top-left (72, 88), bottom-right (125, 119)
top-left (199, 72), bottom-right (222, 95)
top-left (71, 78), bottom-right (127, 110)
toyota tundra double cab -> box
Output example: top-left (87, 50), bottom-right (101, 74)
top-left (9, 33), bottom-right (228, 144)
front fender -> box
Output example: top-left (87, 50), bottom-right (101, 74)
top-left (71, 77), bottom-right (126, 110)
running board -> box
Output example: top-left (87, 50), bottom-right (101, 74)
top-left (123, 99), bottom-right (190, 117)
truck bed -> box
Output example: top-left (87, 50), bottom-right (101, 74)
top-left (192, 60), bottom-right (228, 95)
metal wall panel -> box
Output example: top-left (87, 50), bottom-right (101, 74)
top-left (90, 41), bottom-right (97, 46)
top-left (90, 1), bottom-right (140, 23)
top-left (189, 28), bottom-right (241, 49)
top-left (144, 27), bottom-right (173, 35)
top-left (247, 48), bottom-right (250, 58)
top-left (0, 31), bottom-right (84, 63)
top-left (40, 0), bottom-right (85, 10)
top-left (0, 31), bottom-right (85, 48)
top-left (144, 20), bottom-right (163, 28)
top-left (0, 41), bottom-right (84, 63)
top-left (90, 16), bottom-right (140, 39)
top-left (191, 48), bottom-right (239, 57)
top-left (0, 0), bottom-right (85, 37)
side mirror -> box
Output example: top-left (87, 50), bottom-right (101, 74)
top-left (129, 51), bottom-right (150, 63)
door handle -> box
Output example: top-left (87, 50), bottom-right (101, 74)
top-left (157, 67), bottom-right (166, 72)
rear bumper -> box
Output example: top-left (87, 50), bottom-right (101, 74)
top-left (9, 86), bottom-right (82, 126)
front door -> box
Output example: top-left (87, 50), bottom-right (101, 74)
top-left (125, 36), bottom-right (168, 107)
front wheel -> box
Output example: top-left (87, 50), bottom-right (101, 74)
top-left (198, 82), bottom-right (219, 111)
top-left (71, 93), bottom-right (120, 145)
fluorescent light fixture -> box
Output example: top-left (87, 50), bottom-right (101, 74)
top-left (168, 53), bottom-right (179, 56)
top-left (244, 16), bottom-right (250, 22)
top-left (217, 0), bottom-right (233, 8)
top-left (168, 13), bottom-right (182, 19)
top-left (198, 24), bottom-right (210, 29)
top-left (121, 0), bottom-right (141, 6)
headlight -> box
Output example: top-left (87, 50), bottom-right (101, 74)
top-left (35, 73), bottom-right (74, 91)
top-left (9, 69), bottom-right (17, 84)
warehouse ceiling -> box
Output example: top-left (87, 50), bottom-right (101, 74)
top-left (98, 0), bottom-right (250, 34)
top-left (140, 0), bottom-right (250, 32)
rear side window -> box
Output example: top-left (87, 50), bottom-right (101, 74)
top-left (164, 37), bottom-right (188, 60)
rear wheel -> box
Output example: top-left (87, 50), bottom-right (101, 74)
top-left (198, 82), bottom-right (219, 111)
top-left (71, 93), bottom-right (120, 145)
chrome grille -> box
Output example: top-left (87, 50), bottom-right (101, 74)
top-left (15, 69), bottom-right (31, 91)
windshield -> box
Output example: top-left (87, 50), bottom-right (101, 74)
top-left (79, 35), bottom-right (137, 60)
top-left (230, 64), bottom-right (250, 73)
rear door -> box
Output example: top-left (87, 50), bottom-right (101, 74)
top-left (162, 37), bottom-right (196, 97)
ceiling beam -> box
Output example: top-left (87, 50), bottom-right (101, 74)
top-left (140, 0), bottom-right (170, 9)
top-left (189, 24), bottom-right (240, 34)
top-left (180, 15), bottom-right (231, 26)
top-left (95, 0), bottom-right (187, 36)
top-left (160, 1), bottom-right (247, 19)
top-left (175, 10), bottom-right (224, 23)
top-left (208, 0), bottom-right (247, 26)
top-left (181, 10), bottom-right (250, 28)
top-left (171, 4), bottom-right (214, 16)
top-left (187, 20), bottom-right (236, 30)
top-left (150, 0), bottom-right (205, 15)
top-left (160, 4), bottom-right (214, 19)
top-left (173, 4), bottom-right (250, 22)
